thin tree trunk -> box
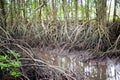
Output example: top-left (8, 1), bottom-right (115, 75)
top-left (10, 0), bottom-right (13, 26)
top-left (85, 0), bottom-right (89, 21)
top-left (39, 0), bottom-right (42, 21)
top-left (52, 0), bottom-right (57, 20)
top-left (23, 0), bottom-right (26, 19)
top-left (75, 0), bottom-right (78, 22)
top-left (0, 0), bottom-right (7, 29)
top-left (113, 0), bottom-right (117, 22)
top-left (80, 0), bottom-right (84, 19)
top-left (108, 0), bottom-right (112, 22)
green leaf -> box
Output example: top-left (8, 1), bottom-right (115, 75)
top-left (14, 53), bottom-right (21, 58)
top-left (9, 61), bottom-right (21, 68)
top-left (6, 50), bottom-right (21, 58)
top-left (0, 50), bottom-right (21, 78)
top-left (9, 70), bottom-right (21, 77)
top-left (0, 55), bottom-right (7, 60)
top-left (7, 50), bottom-right (14, 54)
top-left (0, 62), bottom-right (8, 69)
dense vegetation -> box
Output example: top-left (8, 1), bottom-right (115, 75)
top-left (0, 0), bottom-right (120, 79)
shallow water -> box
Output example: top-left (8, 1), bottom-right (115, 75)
top-left (33, 49), bottom-right (120, 80)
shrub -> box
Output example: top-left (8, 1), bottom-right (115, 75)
top-left (0, 50), bottom-right (21, 77)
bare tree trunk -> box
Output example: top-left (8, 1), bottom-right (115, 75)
top-left (95, 0), bottom-right (107, 27)
top-left (23, 0), bottom-right (26, 19)
top-left (85, 0), bottom-right (89, 21)
top-left (75, 0), bottom-right (78, 22)
top-left (113, 0), bottom-right (117, 22)
top-left (107, 0), bottom-right (112, 22)
top-left (10, 0), bottom-right (13, 26)
top-left (0, 0), bottom-right (7, 29)
top-left (52, 0), bottom-right (57, 20)
top-left (13, 0), bottom-right (16, 16)
top-left (62, 0), bottom-right (68, 21)
top-left (45, 1), bottom-right (48, 21)
top-left (80, 0), bottom-right (84, 19)
top-left (70, 0), bottom-right (73, 20)
top-left (39, 0), bottom-right (42, 21)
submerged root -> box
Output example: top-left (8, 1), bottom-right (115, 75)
top-left (19, 58), bottom-right (76, 80)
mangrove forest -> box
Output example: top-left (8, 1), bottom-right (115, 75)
top-left (0, 0), bottom-right (120, 80)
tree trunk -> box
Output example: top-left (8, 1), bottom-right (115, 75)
top-left (10, 0), bottom-right (13, 26)
top-left (85, 0), bottom-right (89, 21)
top-left (113, 0), bottom-right (117, 22)
top-left (80, 0), bottom-right (84, 19)
top-left (75, 0), bottom-right (78, 22)
top-left (0, 0), bottom-right (7, 29)
top-left (52, 0), bottom-right (57, 20)
top-left (95, 0), bottom-right (107, 27)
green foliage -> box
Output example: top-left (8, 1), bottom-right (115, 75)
top-left (0, 50), bottom-right (21, 77)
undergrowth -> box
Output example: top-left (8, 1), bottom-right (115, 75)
top-left (0, 50), bottom-right (21, 79)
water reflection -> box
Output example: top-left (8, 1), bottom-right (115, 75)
top-left (33, 49), bottom-right (120, 80)
top-left (106, 58), bottom-right (120, 80)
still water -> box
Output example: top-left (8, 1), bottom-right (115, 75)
top-left (33, 49), bottom-right (120, 80)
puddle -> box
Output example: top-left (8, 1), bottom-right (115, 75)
top-left (33, 49), bottom-right (120, 80)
